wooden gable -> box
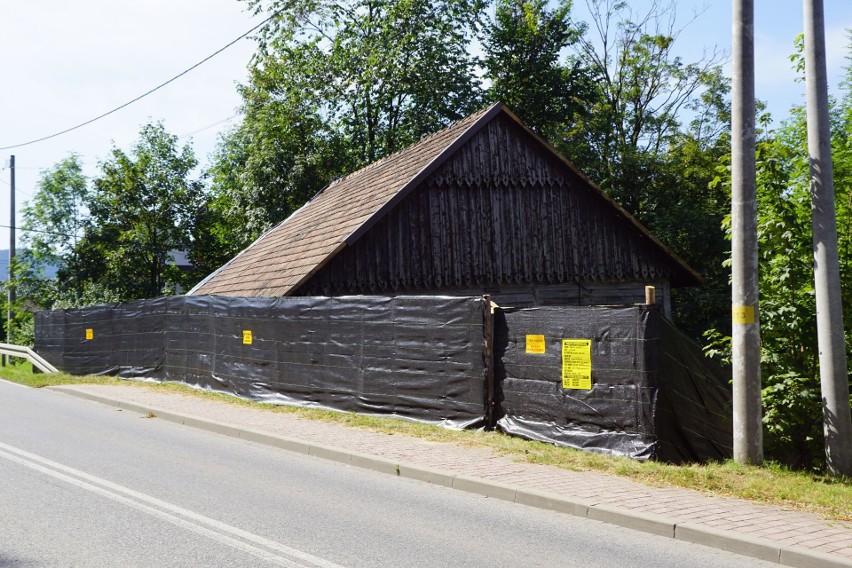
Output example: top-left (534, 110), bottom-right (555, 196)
top-left (189, 105), bottom-right (496, 297)
top-left (296, 112), bottom-right (699, 297)
top-left (190, 103), bottom-right (699, 300)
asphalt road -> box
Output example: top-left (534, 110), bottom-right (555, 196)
top-left (0, 379), bottom-right (778, 568)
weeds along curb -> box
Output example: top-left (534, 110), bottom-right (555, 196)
top-left (49, 386), bottom-right (852, 568)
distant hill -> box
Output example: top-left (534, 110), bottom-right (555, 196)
top-left (0, 250), bottom-right (59, 281)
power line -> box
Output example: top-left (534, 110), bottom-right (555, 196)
top-left (178, 114), bottom-right (240, 139)
top-left (0, 9), bottom-right (281, 151)
top-left (0, 224), bottom-right (80, 239)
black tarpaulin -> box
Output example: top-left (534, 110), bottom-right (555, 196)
top-left (494, 305), bottom-right (659, 459)
top-left (35, 295), bottom-right (489, 429)
top-left (494, 304), bottom-right (732, 462)
top-left (35, 296), bottom-right (732, 461)
top-left (654, 316), bottom-right (733, 463)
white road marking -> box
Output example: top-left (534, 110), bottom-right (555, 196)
top-left (0, 440), bottom-right (346, 568)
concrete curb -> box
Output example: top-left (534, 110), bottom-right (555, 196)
top-left (49, 386), bottom-right (852, 568)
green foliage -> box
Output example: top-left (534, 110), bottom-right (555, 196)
top-left (206, 0), bottom-right (488, 248)
top-left (554, 1), bottom-right (731, 338)
top-left (21, 155), bottom-right (87, 266)
top-left (87, 122), bottom-right (205, 299)
top-left (483, 0), bottom-right (595, 145)
top-left (20, 155), bottom-right (89, 295)
top-left (707, 60), bottom-right (852, 469)
top-left (573, 0), bottom-right (725, 215)
top-left (16, 122), bottom-right (205, 310)
top-left (748, 109), bottom-right (841, 470)
top-left (206, 95), bottom-right (338, 253)
top-left (657, 78), bottom-right (732, 337)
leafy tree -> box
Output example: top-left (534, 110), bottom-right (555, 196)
top-left (20, 154), bottom-right (89, 294)
top-left (206, 93), bottom-right (339, 251)
top-left (208, 0), bottom-right (488, 247)
top-left (13, 155), bottom-right (112, 338)
top-left (733, 109), bottom-right (827, 469)
top-left (541, 1), bottom-right (731, 339)
top-left (86, 122), bottom-right (204, 299)
top-left (483, 0), bottom-right (595, 146)
top-left (653, 68), bottom-right (733, 337)
top-left (572, 0), bottom-right (724, 215)
top-left (706, 68), bottom-right (852, 469)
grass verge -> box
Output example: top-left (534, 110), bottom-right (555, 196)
top-left (2, 361), bottom-right (850, 522)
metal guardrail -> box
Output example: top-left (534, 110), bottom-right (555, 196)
top-left (0, 343), bottom-right (58, 374)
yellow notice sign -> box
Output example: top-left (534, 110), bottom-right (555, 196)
top-left (242, 330), bottom-right (253, 345)
top-left (562, 339), bottom-right (592, 390)
top-left (732, 305), bottom-right (756, 325)
top-left (85, 328), bottom-right (94, 340)
top-left (525, 335), bottom-right (546, 354)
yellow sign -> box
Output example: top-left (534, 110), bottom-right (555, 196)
top-left (732, 305), bottom-right (756, 325)
top-left (525, 334), bottom-right (546, 354)
top-left (562, 339), bottom-right (592, 390)
top-left (242, 330), bottom-right (253, 345)
top-left (85, 328), bottom-right (94, 340)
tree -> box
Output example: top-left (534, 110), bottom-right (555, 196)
top-left (651, 67), bottom-right (733, 338)
top-left (86, 122), bottom-right (204, 299)
top-left (20, 154), bottom-right (89, 294)
top-left (573, 0), bottom-right (724, 215)
top-left (206, 92), bottom-right (339, 250)
top-left (208, 0), bottom-right (488, 247)
top-left (707, 90), bottom-right (852, 469)
top-left (483, 0), bottom-right (595, 146)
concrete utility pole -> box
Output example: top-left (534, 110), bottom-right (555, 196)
top-left (803, 0), bottom-right (852, 477)
top-left (7, 155), bottom-right (15, 346)
top-left (731, 0), bottom-right (763, 465)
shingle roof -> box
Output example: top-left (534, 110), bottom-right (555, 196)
top-left (190, 104), bottom-right (501, 297)
top-left (189, 102), bottom-right (701, 297)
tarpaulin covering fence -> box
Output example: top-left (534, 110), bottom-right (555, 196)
top-left (494, 305), bottom-right (659, 459)
top-left (655, 317), bottom-right (733, 463)
top-left (494, 305), bottom-right (732, 462)
top-left (35, 295), bottom-right (490, 429)
top-left (34, 296), bottom-right (731, 461)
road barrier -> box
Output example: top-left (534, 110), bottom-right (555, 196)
top-left (0, 342), bottom-right (59, 374)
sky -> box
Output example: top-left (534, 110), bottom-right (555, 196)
top-left (1, 0), bottom-right (851, 257)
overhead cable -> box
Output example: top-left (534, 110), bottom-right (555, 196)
top-left (0, 224), bottom-right (80, 239)
top-left (0, 9), bottom-right (281, 151)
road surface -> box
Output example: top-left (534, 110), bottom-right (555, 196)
top-left (0, 379), bottom-right (777, 567)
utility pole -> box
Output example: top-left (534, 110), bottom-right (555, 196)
top-left (731, 0), bottom-right (763, 465)
top-left (803, 0), bottom-right (852, 477)
top-left (7, 155), bottom-right (15, 347)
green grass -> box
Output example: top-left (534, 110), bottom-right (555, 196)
top-left (0, 361), bottom-right (125, 388)
top-left (2, 360), bottom-right (850, 522)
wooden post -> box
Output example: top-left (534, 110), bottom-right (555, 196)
top-left (645, 286), bottom-right (656, 306)
top-left (483, 295), bottom-right (495, 428)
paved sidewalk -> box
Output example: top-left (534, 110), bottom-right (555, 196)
top-left (52, 384), bottom-right (851, 568)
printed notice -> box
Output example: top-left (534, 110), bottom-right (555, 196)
top-left (525, 334), bottom-right (546, 354)
top-left (562, 339), bottom-right (592, 390)
top-left (732, 305), bottom-right (755, 324)
top-left (242, 330), bottom-right (253, 345)
top-left (85, 328), bottom-right (94, 340)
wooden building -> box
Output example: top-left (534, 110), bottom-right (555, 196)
top-left (189, 103), bottom-right (701, 313)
